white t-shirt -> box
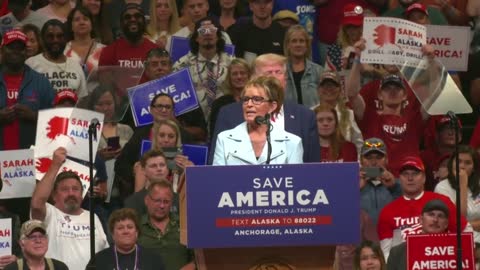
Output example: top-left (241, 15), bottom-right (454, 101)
top-left (25, 54), bottom-right (88, 98)
top-left (43, 203), bottom-right (109, 270)
top-left (435, 179), bottom-right (480, 221)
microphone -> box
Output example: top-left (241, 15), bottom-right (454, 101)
top-left (89, 118), bottom-right (101, 140)
top-left (255, 113), bottom-right (270, 125)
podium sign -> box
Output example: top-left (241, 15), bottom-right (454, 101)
top-left (185, 163), bottom-right (360, 248)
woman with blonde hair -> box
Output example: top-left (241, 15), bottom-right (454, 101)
top-left (147, 0), bottom-right (181, 50)
top-left (284, 24), bottom-right (323, 108)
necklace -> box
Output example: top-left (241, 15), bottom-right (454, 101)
top-left (195, 55), bottom-right (221, 88)
top-left (114, 244), bottom-right (139, 270)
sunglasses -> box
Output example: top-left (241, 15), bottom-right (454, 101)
top-left (197, 27), bottom-right (218, 36)
top-left (364, 141), bottom-right (384, 148)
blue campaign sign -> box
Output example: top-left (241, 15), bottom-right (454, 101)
top-left (170, 36), bottom-right (235, 63)
top-left (185, 163), bottom-right (360, 248)
top-left (140, 140), bottom-right (152, 156)
top-left (127, 68), bottom-right (199, 127)
top-left (182, 144), bottom-right (208, 165)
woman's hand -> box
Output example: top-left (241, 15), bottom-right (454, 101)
top-left (174, 154), bottom-right (194, 170)
top-left (98, 147), bottom-right (122, 161)
top-left (155, 36), bottom-right (167, 49)
top-left (422, 44), bottom-right (435, 60)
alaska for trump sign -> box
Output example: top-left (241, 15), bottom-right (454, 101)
top-left (0, 149), bottom-right (36, 199)
top-left (127, 68), bottom-right (199, 127)
top-left (185, 163), bottom-right (360, 248)
top-left (362, 17), bottom-right (427, 68)
top-left (35, 108), bottom-right (104, 162)
top-left (407, 233), bottom-right (475, 270)
top-left (426, 25), bottom-right (470, 71)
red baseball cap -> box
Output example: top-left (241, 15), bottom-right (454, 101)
top-left (400, 156), bottom-right (425, 172)
top-left (1, 30), bottom-right (27, 46)
top-left (436, 116), bottom-right (462, 130)
top-left (342, 3), bottom-right (364, 26)
top-left (54, 89), bottom-right (78, 106)
top-left (405, 3), bottom-right (429, 17)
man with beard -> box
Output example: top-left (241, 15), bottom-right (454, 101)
top-left (138, 180), bottom-right (195, 270)
top-left (173, 17), bottom-right (232, 121)
top-left (0, 29), bottom-right (54, 151)
top-left (25, 19), bottom-right (87, 98)
top-left (383, 0), bottom-right (448, 25)
top-left (30, 147), bottom-right (109, 270)
top-left (98, 3), bottom-right (158, 69)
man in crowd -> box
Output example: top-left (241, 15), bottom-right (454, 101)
top-left (387, 199), bottom-right (451, 270)
top-left (173, 17), bottom-right (232, 121)
top-left (4, 220), bottom-right (68, 270)
top-left (25, 19), bottom-right (87, 98)
top-left (377, 156), bottom-right (470, 260)
top-left (211, 53), bottom-right (320, 163)
top-left (0, 29), bottom-right (54, 151)
top-left (229, 0), bottom-right (286, 60)
top-left (30, 147), bottom-right (109, 270)
top-left (8, 0), bottom-right (48, 29)
top-left (360, 137), bottom-right (400, 225)
top-left (383, 0), bottom-right (448, 24)
top-left (138, 180), bottom-right (195, 270)
top-left (98, 3), bottom-right (157, 68)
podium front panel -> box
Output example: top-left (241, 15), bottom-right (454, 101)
top-left (185, 163), bottom-right (360, 248)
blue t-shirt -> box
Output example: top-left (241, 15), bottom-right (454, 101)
top-left (273, 0), bottom-right (320, 63)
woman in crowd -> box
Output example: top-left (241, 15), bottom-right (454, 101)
top-left (315, 71), bottom-right (363, 152)
top-left (284, 25), bottom-right (323, 108)
top-left (76, 0), bottom-right (113, 44)
top-left (65, 6), bottom-right (105, 77)
top-left (134, 119), bottom-right (191, 192)
top-left (213, 76), bottom-right (303, 165)
top-left (435, 145), bottom-right (480, 231)
top-left (315, 103), bottom-right (357, 163)
top-left (218, 0), bottom-right (246, 31)
top-left (37, 0), bottom-right (74, 22)
top-left (90, 208), bottom-right (162, 270)
top-left (353, 241), bottom-right (386, 270)
top-left (89, 85), bottom-right (133, 211)
top-left (21, 24), bottom-right (43, 58)
top-left (209, 58), bottom-right (252, 136)
top-left (146, 0), bottom-right (181, 50)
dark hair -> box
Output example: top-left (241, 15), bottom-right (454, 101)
top-left (150, 93), bottom-right (174, 108)
top-left (76, 0), bottom-right (113, 44)
top-left (190, 16), bottom-right (225, 55)
top-left (146, 48), bottom-right (171, 65)
top-left (108, 208), bottom-right (140, 234)
top-left (447, 145), bottom-right (480, 197)
top-left (88, 85), bottom-right (118, 112)
top-left (65, 6), bottom-right (95, 41)
top-left (8, 0), bottom-right (30, 12)
top-left (353, 241), bottom-right (387, 270)
top-left (21, 24), bottom-right (43, 54)
top-left (140, 150), bottom-right (167, 168)
top-left (53, 171), bottom-right (84, 192)
top-left (41, 19), bottom-right (66, 41)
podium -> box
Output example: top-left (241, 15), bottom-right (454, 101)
top-left (179, 163), bottom-right (360, 270)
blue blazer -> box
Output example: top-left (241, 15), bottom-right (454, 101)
top-left (209, 101), bottom-right (320, 164)
top-left (213, 122), bottom-right (303, 165)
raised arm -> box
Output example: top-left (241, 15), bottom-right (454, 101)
top-left (31, 147), bottom-right (66, 221)
top-left (345, 39), bottom-right (366, 120)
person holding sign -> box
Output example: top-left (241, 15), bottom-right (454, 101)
top-left (89, 208), bottom-right (163, 270)
top-left (213, 76), bottom-right (304, 165)
top-left (30, 147), bottom-right (109, 270)
top-left (4, 220), bottom-right (68, 270)
top-left (386, 199), bottom-right (450, 270)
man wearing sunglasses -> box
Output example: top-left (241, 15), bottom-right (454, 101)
top-left (98, 3), bottom-right (157, 69)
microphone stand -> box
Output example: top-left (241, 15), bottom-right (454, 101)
top-left (447, 111), bottom-right (462, 270)
top-left (86, 119), bottom-right (100, 270)
top-left (265, 116), bottom-right (272, 165)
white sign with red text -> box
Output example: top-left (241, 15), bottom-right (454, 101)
top-left (0, 149), bottom-right (36, 199)
top-left (362, 17), bottom-right (427, 68)
top-left (0, 218), bottom-right (12, 256)
top-left (426, 25), bottom-right (471, 71)
top-left (35, 108), bottom-right (104, 162)
top-left (34, 156), bottom-right (94, 198)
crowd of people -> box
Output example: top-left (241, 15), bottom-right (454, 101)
top-left (0, 0), bottom-right (480, 269)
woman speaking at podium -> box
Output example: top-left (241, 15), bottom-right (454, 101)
top-left (212, 76), bottom-right (303, 165)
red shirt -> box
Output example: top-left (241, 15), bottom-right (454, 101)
top-left (98, 38), bottom-right (158, 68)
top-left (470, 119), bottom-right (480, 149)
top-left (0, 0), bottom-right (9, 17)
top-left (3, 73), bottom-right (23, 150)
top-left (320, 141), bottom-right (357, 162)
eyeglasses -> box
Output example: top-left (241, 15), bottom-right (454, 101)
top-left (364, 141), bottom-right (384, 148)
top-left (148, 195), bottom-right (171, 205)
top-left (25, 234), bottom-right (47, 241)
top-left (241, 96), bottom-right (271, 105)
top-left (197, 26), bottom-right (218, 36)
top-left (151, 104), bottom-right (173, 111)
top-left (123, 13), bottom-right (143, 21)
